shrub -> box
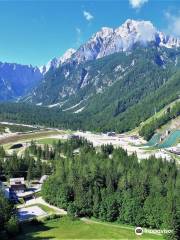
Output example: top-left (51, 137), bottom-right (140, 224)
top-left (5, 216), bottom-right (19, 237)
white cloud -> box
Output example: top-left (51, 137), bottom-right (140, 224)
top-left (165, 11), bottom-right (180, 37)
top-left (76, 27), bottom-right (81, 34)
top-left (129, 0), bottom-right (148, 9)
top-left (83, 10), bottom-right (94, 21)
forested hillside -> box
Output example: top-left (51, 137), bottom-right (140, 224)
top-left (14, 45), bottom-right (179, 133)
top-left (0, 68), bottom-right (179, 134)
top-left (41, 138), bottom-right (180, 240)
top-left (26, 45), bottom-right (180, 111)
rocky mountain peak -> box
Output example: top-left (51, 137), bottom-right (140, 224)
top-left (59, 48), bottom-right (76, 63)
top-left (40, 48), bottom-right (76, 75)
top-left (39, 19), bottom-right (180, 74)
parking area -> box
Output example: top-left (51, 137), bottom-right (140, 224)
top-left (18, 206), bottom-right (47, 221)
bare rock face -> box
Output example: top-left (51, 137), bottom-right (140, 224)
top-left (69, 19), bottom-right (180, 64)
top-left (40, 19), bottom-right (180, 75)
top-left (2, 19), bottom-right (180, 103)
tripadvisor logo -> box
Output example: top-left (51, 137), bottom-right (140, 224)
top-left (135, 227), bottom-right (173, 236)
top-left (135, 227), bottom-right (143, 236)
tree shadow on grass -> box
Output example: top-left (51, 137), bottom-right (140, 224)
top-left (14, 220), bottom-right (55, 240)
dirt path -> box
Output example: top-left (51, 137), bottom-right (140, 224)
top-left (81, 218), bottom-right (162, 236)
top-left (81, 217), bottom-right (134, 230)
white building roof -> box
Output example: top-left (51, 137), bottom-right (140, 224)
top-left (10, 177), bottom-right (25, 185)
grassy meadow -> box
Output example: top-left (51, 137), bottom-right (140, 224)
top-left (16, 216), bottom-right (164, 240)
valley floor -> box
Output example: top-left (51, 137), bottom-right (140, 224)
top-left (0, 121), bottom-right (178, 163)
top-left (74, 131), bottom-right (175, 161)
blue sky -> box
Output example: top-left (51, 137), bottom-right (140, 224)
top-left (0, 0), bottom-right (180, 66)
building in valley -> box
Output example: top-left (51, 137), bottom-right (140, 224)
top-left (10, 177), bottom-right (26, 193)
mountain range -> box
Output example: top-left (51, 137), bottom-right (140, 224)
top-left (0, 62), bottom-right (42, 101)
top-left (40, 19), bottom-right (180, 72)
top-left (0, 19), bottom-right (179, 133)
top-left (24, 19), bottom-right (180, 108)
top-left (0, 19), bottom-right (180, 103)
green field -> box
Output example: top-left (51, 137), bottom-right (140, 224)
top-left (0, 123), bottom-right (38, 133)
top-left (0, 130), bottom-right (66, 147)
top-left (16, 216), bottom-right (163, 240)
top-left (36, 138), bottom-right (65, 145)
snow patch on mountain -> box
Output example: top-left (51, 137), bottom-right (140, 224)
top-left (64, 71), bottom-right (70, 78)
top-left (175, 56), bottom-right (178, 66)
top-left (48, 103), bottom-right (61, 108)
top-left (62, 100), bottom-right (84, 111)
top-left (114, 65), bottom-right (126, 72)
top-left (80, 72), bottom-right (89, 88)
top-left (36, 102), bottom-right (42, 106)
top-left (73, 106), bottom-right (85, 113)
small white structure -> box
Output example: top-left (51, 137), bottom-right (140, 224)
top-left (10, 177), bottom-right (25, 185)
top-left (16, 191), bottom-right (35, 199)
top-left (168, 146), bottom-right (180, 155)
top-left (39, 175), bottom-right (49, 184)
top-left (10, 177), bottom-right (26, 193)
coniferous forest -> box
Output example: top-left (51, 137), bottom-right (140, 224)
top-left (39, 138), bottom-right (180, 240)
top-left (0, 138), bottom-right (179, 239)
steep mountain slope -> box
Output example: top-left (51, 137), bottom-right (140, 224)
top-left (40, 19), bottom-right (180, 71)
top-left (39, 48), bottom-right (76, 75)
top-left (112, 70), bottom-right (180, 132)
top-left (0, 62), bottom-right (42, 101)
top-left (26, 44), bottom-right (180, 112)
top-left (70, 19), bottom-right (180, 63)
top-left (25, 19), bottom-right (180, 106)
top-left (0, 68), bottom-right (179, 133)
top-left (68, 67), bottom-right (180, 132)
